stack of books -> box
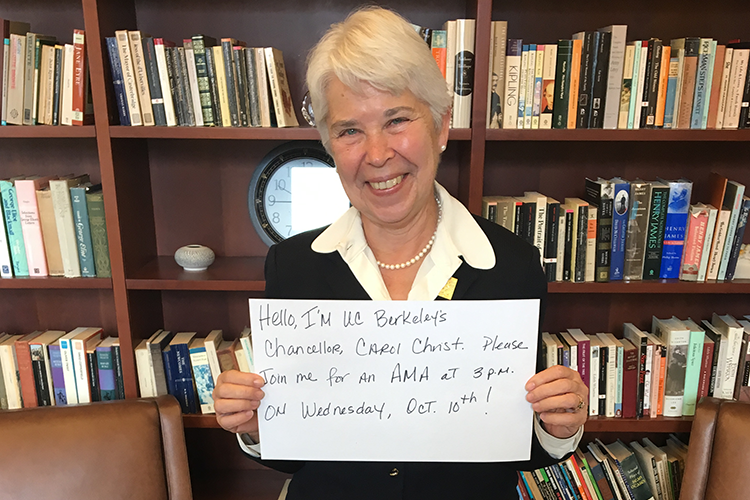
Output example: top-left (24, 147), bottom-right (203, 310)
top-left (1, 21), bottom-right (93, 126)
top-left (0, 174), bottom-right (111, 279)
top-left (482, 173), bottom-right (749, 283)
top-left (518, 436), bottom-right (688, 500)
top-left (134, 328), bottom-right (254, 415)
top-left (544, 314), bottom-right (750, 419)
top-left (106, 31), bottom-right (298, 128)
top-left (488, 22), bottom-right (750, 131)
top-left (0, 328), bottom-right (124, 410)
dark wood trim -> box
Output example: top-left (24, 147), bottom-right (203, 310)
top-left (0, 126), bottom-right (96, 138)
top-left (583, 416), bottom-right (694, 434)
top-left (0, 278), bottom-right (112, 289)
top-left (127, 257), bottom-right (266, 291)
top-left (549, 280), bottom-right (750, 294)
top-left (487, 128), bottom-right (750, 141)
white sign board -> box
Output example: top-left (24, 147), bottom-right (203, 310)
top-left (250, 299), bottom-right (540, 462)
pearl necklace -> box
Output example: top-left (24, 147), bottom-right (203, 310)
top-left (376, 196), bottom-right (443, 270)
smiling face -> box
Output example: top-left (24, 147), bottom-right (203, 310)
top-left (325, 76), bottom-right (450, 231)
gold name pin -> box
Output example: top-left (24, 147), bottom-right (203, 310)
top-left (438, 277), bottom-right (458, 300)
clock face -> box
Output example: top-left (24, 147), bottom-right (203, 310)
top-left (249, 142), bottom-right (350, 246)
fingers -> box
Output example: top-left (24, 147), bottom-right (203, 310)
top-left (216, 409), bottom-right (257, 433)
top-left (213, 370), bottom-right (267, 435)
top-left (216, 370), bottom-right (265, 388)
top-left (526, 373), bottom-right (587, 405)
top-left (525, 364), bottom-right (579, 391)
top-left (530, 391), bottom-right (582, 414)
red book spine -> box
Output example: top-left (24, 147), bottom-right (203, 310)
top-left (697, 339), bottom-right (715, 399)
top-left (622, 344), bottom-right (638, 418)
top-left (14, 340), bottom-right (38, 408)
top-left (577, 339), bottom-right (590, 390)
top-left (71, 29), bottom-right (87, 126)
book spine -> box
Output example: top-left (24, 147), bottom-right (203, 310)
top-left (0, 182), bottom-right (29, 276)
top-left (618, 44), bottom-right (635, 129)
top-left (115, 30), bottom-right (142, 126)
top-left (676, 38), bottom-right (700, 129)
top-left (128, 31), bottom-right (154, 126)
top-left (174, 343), bottom-right (197, 413)
top-left (544, 202), bottom-right (560, 282)
top-left (212, 46), bottom-right (231, 126)
top-left (233, 46), bottom-right (249, 127)
top-left (602, 27), bottom-right (628, 129)
top-left (567, 39), bottom-right (583, 129)
top-left (646, 40), bottom-right (664, 128)
top-left (60, 44), bottom-right (75, 126)
top-left (663, 54), bottom-right (679, 128)
top-left (590, 31), bottom-right (610, 129)
top-left (539, 44), bottom-right (557, 130)
top-left (71, 338), bottom-right (92, 404)
top-left (70, 186), bottom-right (96, 277)
top-left (702, 41), bottom-right (718, 129)
top-left (517, 45), bottom-right (527, 128)
top-left (30, 344), bottom-right (51, 406)
top-left (106, 38), bottom-right (130, 125)
top-left (15, 180), bottom-right (49, 277)
top-left (683, 329), bottom-right (705, 416)
top-left (191, 36), bottom-right (214, 126)
top-left (86, 349), bottom-right (100, 402)
top-left (697, 339), bottom-right (715, 399)
top-left (718, 186), bottom-right (747, 280)
top-left (691, 39), bottom-right (712, 129)
top-left (190, 345), bottom-right (216, 414)
top-left (15, 340), bottom-right (38, 407)
top-left (0, 187), bottom-right (14, 277)
top-left (574, 205), bottom-right (589, 283)
top-left (112, 344), bottom-right (125, 399)
top-left (59, 338), bottom-right (78, 404)
top-left (48, 344), bottom-right (67, 405)
top-left (725, 197), bottom-right (750, 280)
top-left (716, 48), bottom-right (734, 129)
top-left (164, 47), bottom-right (184, 126)
top-left (1, 38), bottom-right (8, 125)
top-left (51, 45), bottom-right (63, 125)
top-left (642, 185), bottom-right (669, 279)
top-left (663, 333), bottom-right (690, 417)
top-left (221, 41), bottom-right (240, 127)
top-left (524, 44), bottom-right (536, 129)
top-left (626, 41), bottom-right (642, 128)
top-left (679, 206), bottom-right (709, 281)
top-left (585, 206), bottom-right (597, 282)
top-left (660, 181), bottom-right (694, 278)
top-left (142, 37), bottom-right (167, 126)
top-left (596, 198), bottom-right (613, 282)
top-left (85, 191), bottom-right (111, 278)
top-left (153, 39), bottom-right (177, 127)
top-left (177, 46), bottom-right (196, 126)
top-left (203, 44), bottom-right (223, 127)
top-left (6, 34), bottom-right (25, 125)
top-left (22, 32), bottom-right (36, 125)
top-left (623, 182), bottom-right (651, 280)
top-left (503, 39), bottom-right (523, 129)
top-left (96, 346), bottom-right (117, 401)
top-left (576, 32), bottom-right (597, 129)
top-left (49, 180), bottom-right (81, 277)
top-left (588, 343), bottom-right (599, 416)
top-left (451, 19), bottom-right (475, 129)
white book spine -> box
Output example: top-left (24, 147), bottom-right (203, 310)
top-left (451, 19), bottom-right (475, 129)
top-left (650, 345), bottom-right (661, 418)
top-left (239, 335), bottom-right (254, 373)
top-left (601, 25), bottom-right (628, 129)
top-left (204, 340), bottom-right (222, 384)
top-left (234, 344), bottom-right (250, 373)
top-left (715, 48), bottom-right (733, 130)
top-left (485, 22), bottom-right (496, 128)
top-left (0, 344), bottom-right (22, 409)
top-left (6, 34), bottom-right (25, 125)
top-left (589, 344), bottom-right (599, 416)
top-left (643, 343), bottom-right (653, 415)
top-left (606, 343), bottom-right (616, 417)
top-left (115, 30), bottom-right (143, 126)
top-left (706, 210), bottom-right (731, 280)
top-left (0, 202), bottom-right (13, 277)
top-left (618, 45), bottom-right (635, 129)
top-left (184, 45), bottom-right (203, 127)
top-left (49, 180), bottom-right (81, 278)
top-left (60, 44), bottom-right (75, 126)
top-left (502, 50), bottom-right (521, 129)
top-left (135, 346), bottom-right (155, 397)
top-left (71, 338), bottom-right (92, 403)
top-left (1, 39), bottom-right (9, 125)
top-left (59, 338), bottom-right (79, 404)
top-left (722, 325), bottom-right (744, 399)
top-left (722, 49), bottom-right (749, 129)
top-left (444, 20), bottom-right (456, 123)
top-left (555, 209), bottom-right (566, 282)
top-left (154, 41), bottom-right (177, 127)
top-left (517, 48), bottom-right (528, 129)
top-left (697, 207), bottom-right (719, 282)
top-left (663, 330), bottom-right (690, 416)
top-left (632, 45), bottom-right (648, 129)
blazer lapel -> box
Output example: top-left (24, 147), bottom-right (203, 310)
top-left (439, 258), bottom-right (481, 301)
top-left (320, 252), bottom-right (371, 300)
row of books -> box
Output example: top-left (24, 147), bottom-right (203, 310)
top-left (0, 328), bottom-right (124, 410)
top-left (412, 19), bottom-right (476, 129)
top-left (134, 328), bottom-right (254, 414)
top-left (518, 436), bottom-right (688, 500)
top-left (488, 22), bottom-right (750, 132)
top-left (545, 314), bottom-right (750, 420)
top-left (0, 174), bottom-right (111, 278)
top-left (0, 20), bottom-right (93, 126)
top-left (482, 173), bottom-right (749, 283)
top-left (106, 31), bottom-right (298, 128)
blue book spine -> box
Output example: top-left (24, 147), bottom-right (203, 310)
top-left (627, 41), bottom-right (642, 129)
top-left (663, 56), bottom-right (679, 128)
top-left (105, 37), bottom-right (130, 126)
top-left (0, 181), bottom-right (29, 276)
top-left (96, 346), bottom-right (117, 401)
top-left (519, 45), bottom-right (529, 128)
top-left (48, 344), bottom-right (67, 406)
top-left (659, 180), bottom-right (693, 278)
top-left (701, 41), bottom-right (718, 130)
top-left (173, 343), bottom-right (197, 413)
top-left (609, 181), bottom-right (630, 280)
top-left (161, 346), bottom-right (177, 397)
top-left (690, 39), bottom-right (712, 129)
top-left (70, 186), bottom-right (96, 277)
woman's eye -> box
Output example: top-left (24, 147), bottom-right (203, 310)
top-left (390, 117), bottom-right (408, 126)
top-left (339, 128), bottom-right (358, 137)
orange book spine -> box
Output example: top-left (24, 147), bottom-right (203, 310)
top-left (14, 340), bottom-right (38, 408)
top-left (656, 351), bottom-right (666, 415)
top-left (655, 46), bottom-right (671, 127)
top-left (567, 38), bottom-right (582, 129)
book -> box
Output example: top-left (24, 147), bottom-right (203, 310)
top-left (0, 19), bottom-right (30, 125)
top-left (609, 178), bottom-right (630, 280)
top-left (651, 317), bottom-right (690, 417)
top-left (191, 35), bottom-right (217, 127)
top-left (539, 44), bottom-right (557, 130)
top-left (711, 314), bottom-right (745, 399)
top-left (232, 46), bottom-right (248, 127)
top-left (243, 48), bottom-right (260, 127)
top-left (679, 204), bottom-right (711, 281)
top-left (623, 179), bottom-right (652, 281)
top-left (166, 331), bottom-right (198, 413)
top-left (24, 33), bottom-right (56, 125)
top-left (70, 327), bottom-right (103, 404)
top-left (216, 338), bottom-right (239, 372)
top-left (5, 33), bottom-right (25, 125)
top-left (675, 37), bottom-right (700, 129)
top-left (0, 334), bottom-right (23, 408)
top-left (722, 47), bottom-right (749, 129)
top-left (706, 45), bottom-right (727, 129)
top-left (0, 182), bottom-right (12, 276)
top-left (654, 45), bottom-right (671, 128)
top-left (35, 186), bottom-right (63, 276)
top-left (655, 178), bottom-right (693, 279)
top-left (211, 45), bottom-right (231, 127)
top-left (502, 39), bottom-right (522, 130)
top-left (585, 205), bottom-right (598, 282)
top-left (84, 186), bottom-right (111, 278)
top-left (14, 330), bottom-right (43, 407)
top-left (71, 29), bottom-right (93, 126)
top-left (253, 47), bottom-right (272, 127)
top-left (147, 329), bottom-right (174, 396)
top-left (717, 180), bottom-right (746, 280)
top-left (553, 40), bottom-right (573, 129)
top-left (543, 197), bottom-right (561, 281)
top-left (96, 336), bottom-right (119, 401)
top-left (679, 318), bottom-right (705, 416)
top-left (487, 21), bottom-right (507, 129)
top-left (604, 440), bottom-right (656, 500)
top-left (153, 38), bottom-right (177, 126)
top-left (725, 196), bottom-right (750, 280)
top-left (567, 38), bottom-right (583, 129)
top-left (632, 40), bottom-right (647, 129)
top-left (176, 46), bottom-right (196, 126)
top-left (135, 337), bottom-right (155, 398)
top-left (49, 174), bottom-right (89, 278)
top-left (189, 337), bottom-right (216, 414)
top-left (105, 37), bottom-right (129, 125)
top-left (128, 31), bottom-right (154, 126)
top-left (47, 341), bottom-right (67, 405)
top-left (85, 339), bottom-right (101, 402)
top-left (183, 39), bottom-right (204, 127)
top-left (70, 183), bottom-right (96, 277)
top-left (15, 176), bottom-right (54, 277)
top-left (619, 43), bottom-right (636, 129)
top-left (203, 329), bottom-right (223, 385)
top-left (696, 203), bottom-right (719, 282)
top-left (565, 197), bottom-right (589, 283)
top-left (263, 47), bottom-right (298, 128)
top-left (624, 322), bottom-right (649, 418)
top-left (642, 181), bottom-right (669, 280)
top-left (518, 45), bottom-right (528, 129)
top-left (141, 37), bottom-right (167, 126)
top-left (31, 331), bottom-right (63, 406)
top-left (573, 31), bottom-right (598, 129)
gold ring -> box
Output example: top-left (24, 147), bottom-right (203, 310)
top-left (575, 394), bottom-right (585, 412)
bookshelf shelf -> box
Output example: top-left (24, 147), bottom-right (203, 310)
top-left (126, 256), bottom-right (266, 291)
top-left (0, 277), bottom-right (112, 289)
top-left (548, 280), bottom-right (750, 294)
top-left (485, 128), bottom-right (750, 142)
top-left (108, 126), bottom-right (473, 141)
top-left (583, 416), bottom-right (694, 434)
top-left (0, 125), bottom-right (96, 138)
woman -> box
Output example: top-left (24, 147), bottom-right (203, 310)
top-left (213, 7), bottom-right (587, 499)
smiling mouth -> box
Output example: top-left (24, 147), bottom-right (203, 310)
top-left (369, 175), bottom-right (404, 190)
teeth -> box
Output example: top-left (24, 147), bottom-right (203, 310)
top-left (370, 175), bottom-right (403, 190)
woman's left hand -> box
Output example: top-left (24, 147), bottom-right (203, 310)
top-left (525, 365), bottom-right (588, 439)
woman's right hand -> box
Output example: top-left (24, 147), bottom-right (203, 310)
top-left (213, 370), bottom-right (266, 441)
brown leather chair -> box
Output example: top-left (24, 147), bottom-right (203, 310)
top-left (0, 395), bottom-right (192, 500)
top-left (680, 397), bottom-right (750, 500)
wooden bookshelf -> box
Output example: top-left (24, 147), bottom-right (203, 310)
top-left (4, 0), bottom-right (750, 496)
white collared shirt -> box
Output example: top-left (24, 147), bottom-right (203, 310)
top-left (239, 183), bottom-right (583, 459)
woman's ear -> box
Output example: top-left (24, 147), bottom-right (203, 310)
top-left (439, 109), bottom-right (451, 148)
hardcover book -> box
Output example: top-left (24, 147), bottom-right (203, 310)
top-left (652, 317), bottom-right (690, 416)
top-left (642, 181), bottom-right (669, 279)
top-left (623, 179), bottom-right (652, 281)
top-left (0, 178), bottom-right (29, 276)
top-left (679, 203), bottom-right (711, 281)
top-left (658, 178), bottom-right (693, 279)
top-left (584, 178), bottom-right (614, 282)
top-left (15, 176), bottom-right (54, 277)
top-left (264, 47), bottom-right (299, 128)
top-left (503, 39), bottom-right (523, 129)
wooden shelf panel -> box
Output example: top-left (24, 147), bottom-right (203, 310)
top-left (184, 414), bottom-right (221, 428)
top-left (192, 469), bottom-right (291, 500)
top-left (0, 277), bottom-right (112, 289)
top-left (0, 126), bottom-right (96, 138)
top-left (548, 279), bottom-right (750, 294)
top-left (486, 129), bottom-right (750, 142)
top-left (110, 126), bottom-right (472, 141)
top-left (127, 256), bottom-right (266, 291)
top-left (584, 416), bottom-right (693, 434)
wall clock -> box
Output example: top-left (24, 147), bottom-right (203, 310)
top-left (248, 141), bottom-right (350, 246)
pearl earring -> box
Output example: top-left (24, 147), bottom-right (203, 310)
top-left (440, 145), bottom-right (446, 152)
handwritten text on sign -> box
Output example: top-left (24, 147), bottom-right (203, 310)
top-left (250, 299), bottom-right (540, 462)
